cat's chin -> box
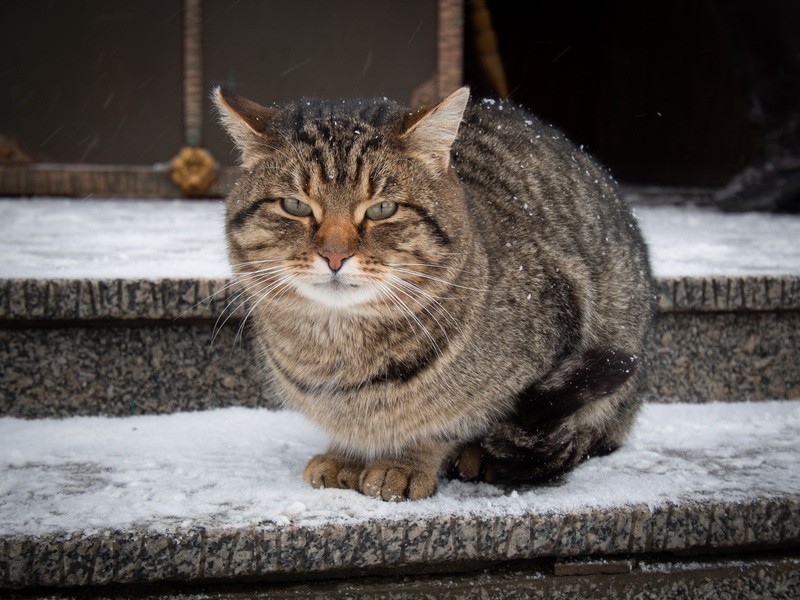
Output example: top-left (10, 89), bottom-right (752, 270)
top-left (293, 279), bottom-right (380, 309)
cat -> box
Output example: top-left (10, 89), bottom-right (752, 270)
top-left (213, 86), bottom-right (654, 501)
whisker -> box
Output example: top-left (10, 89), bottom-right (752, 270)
top-left (181, 258), bottom-right (292, 322)
top-left (213, 270), bottom-right (285, 326)
top-left (212, 272), bottom-right (285, 345)
top-left (378, 283), bottom-right (437, 353)
top-left (230, 257), bottom-right (292, 269)
top-left (384, 279), bottom-right (452, 344)
top-left (234, 274), bottom-right (294, 347)
top-left (385, 273), bottom-right (462, 332)
top-left (391, 267), bottom-right (490, 292)
top-left (236, 265), bottom-right (289, 279)
top-left (384, 272), bottom-right (460, 302)
top-left (377, 282), bottom-right (442, 356)
top-left (386, 262), bottom-right (455, 270)
top-left (174, 277), bottom-right (240, 321)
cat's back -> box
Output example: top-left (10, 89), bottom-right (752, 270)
top-left (454, 98), bottom-right (638, 249)
top-left (452, 98), bottom-right (653, 347)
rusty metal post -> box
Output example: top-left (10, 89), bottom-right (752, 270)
top-left (171, 0), bottom-right (217, 196)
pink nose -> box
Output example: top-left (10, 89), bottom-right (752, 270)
top-left (321, 251), bottom-right (351, 272)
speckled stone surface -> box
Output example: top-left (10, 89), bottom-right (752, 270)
top-left (2, 276), bottom-right (799, 321)
top-left (1, 496), bottom-right (798, 589)
top-left (0, 324), bottom-right (269, 417)
top-left (655, 275), bottom-right (800, 312)
top-left (1, 275), bottom-right (799, 417)
top-left (646, 311), bottom-right (800, 402)
top-left (215, 554), bottom-right (800, 600)
top-left (6, 555), bottom-right (800, 599)
top-left (0, 278), bottom-right (238, 321)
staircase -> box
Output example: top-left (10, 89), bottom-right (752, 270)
top-left (1, 198), bottom-right (798, 598)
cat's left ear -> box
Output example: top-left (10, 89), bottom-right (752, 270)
top-left (213, 87), bottom-right (278, 166)
top-left (401, 86), bottom-right (470, 170)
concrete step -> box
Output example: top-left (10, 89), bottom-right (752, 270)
top-left (1, 199), bottom-right (799, 417)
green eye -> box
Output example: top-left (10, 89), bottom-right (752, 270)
top-left (365, 201), bottom-right (398, 221)
top-left (281, 197), bottom-right (313, 217)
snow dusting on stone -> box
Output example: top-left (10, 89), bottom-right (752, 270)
top-left (1, 401), bottom-right (798, 537)
top-left (0, 199), bottom-right (229, 279)
top-left (0, 199), bottom-right (798, 280)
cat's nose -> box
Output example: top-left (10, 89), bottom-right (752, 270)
top-left (321, 251), bottom-right (352, 272)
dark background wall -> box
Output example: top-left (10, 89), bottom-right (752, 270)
top-left (465, 0), bottom-right (800, 188)
top-left (0, 0), bottom-right (435, 167)
top-left (0, 0), bottom-right (185, 166)
top-left (2, 0), bottom-right (798, 189)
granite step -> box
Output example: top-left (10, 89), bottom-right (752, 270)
top-left (0, 199), bottom-right (799, 595)
top-left (1, 401), bottom-right (799, 591)
top-left (6, 554), bottom-right (800, 599)
top-left (1, 199), bottom-right (799, 417)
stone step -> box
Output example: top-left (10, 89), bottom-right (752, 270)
top-left (1, 199), bottom-right (798, 417)
top-left (1, 274), bottom-right (798, 418)
top-left (1, 401), bottom-right (799, 590)
top-left (1, 199), bottom-right (798, 595)
top-left (14, 553), bottom-right (796, 599)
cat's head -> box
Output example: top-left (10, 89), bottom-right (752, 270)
top-left (214, 87), bottom-right (472, 312)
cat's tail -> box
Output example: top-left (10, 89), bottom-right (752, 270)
top-left (516, 347), bottom-right (641, 428)
top-left (449, 348), bottom-right (642, 484)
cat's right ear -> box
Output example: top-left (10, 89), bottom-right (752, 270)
top-left (213, 87), bottom-right (278, 166)
top-left (401, 86), bottom-right (470, 171)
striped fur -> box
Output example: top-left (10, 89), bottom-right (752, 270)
top-left (215, 87), bottom-right (654, 501)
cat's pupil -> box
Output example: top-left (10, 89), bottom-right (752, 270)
top-left (365, 201), bottom-right (397, 221)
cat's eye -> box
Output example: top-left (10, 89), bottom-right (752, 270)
top-left (365, 201), bottom-right (398, 221)
top-left (281, 197), bottom-right (313, 217)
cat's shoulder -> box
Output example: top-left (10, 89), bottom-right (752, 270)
top-left (461, 97), bottom-right (554, 141)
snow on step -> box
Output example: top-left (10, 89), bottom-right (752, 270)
top-left (0, 199), bottom-right (799, 279)
top-left (1, 401), bottom-right (798, 537)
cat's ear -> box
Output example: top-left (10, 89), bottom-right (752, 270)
top-left (401, 86), bottom-right (470, 170)
top-left (213, 87), bottom-right (278, 166)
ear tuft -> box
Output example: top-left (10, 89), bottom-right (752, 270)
top-left (401, 86), bottom-right (470, 170)
top-left (212, 87), bottom-right (278, 166)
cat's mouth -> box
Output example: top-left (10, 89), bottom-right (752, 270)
top-left (293, 275), bottom-right (379, 308)
top-left (313, 279), bottom-right (360, 290)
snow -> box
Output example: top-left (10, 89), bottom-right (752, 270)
top-left (635, 205), bottom-right (800, 277)
top-left (0, 199), bottom-right (229, 279)
top-left (1, 400), bottom-right (798, 537)
top-left (0, 199), bottom-right (797, 537)
top-left (0, 199), bottom-right (798, 280)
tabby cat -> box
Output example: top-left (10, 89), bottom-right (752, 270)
top-left (214, 86), bottom-right (654, 501)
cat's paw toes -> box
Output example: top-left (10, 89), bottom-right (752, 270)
top-left (336, 464), bottom-right (362, 490)
top-left (449, 444), bottom-right (500, 483)
top-left (304, 454), bottom-right (360, 490)
top-left (452, 443), bottom-right (484, 480)
top-left (359, 461), bottom-right (437, 501)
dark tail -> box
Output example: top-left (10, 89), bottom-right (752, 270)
top-left (516, 348), bottom-right (640, 428)
top-left (455, 348), bottom-right (641, 484)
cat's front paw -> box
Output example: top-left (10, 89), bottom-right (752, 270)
top-left (359, 460), bottom-right (437, 501)
top-left (304, 454), bottom-right (362, 490)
